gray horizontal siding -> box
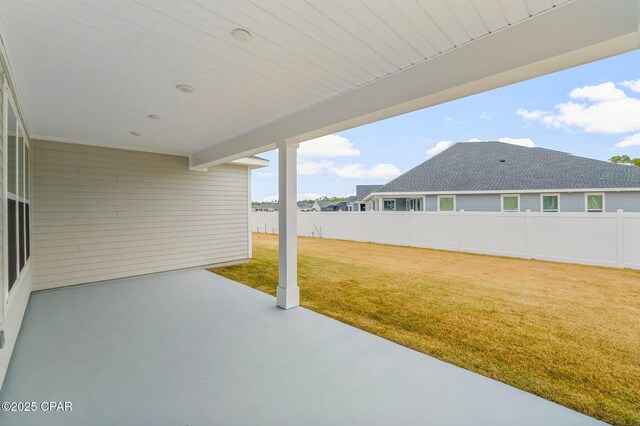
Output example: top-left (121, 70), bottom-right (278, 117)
top-left (425, 195), bottom-right (437, 212)
top-left (456, 194), bottom-right (500, 212)
top-left (33, 140), bottom-right (250, 290)
top-left (605, 191), bottom-right (640, 212)
top-left (520, 193), bottom-right (540, 212)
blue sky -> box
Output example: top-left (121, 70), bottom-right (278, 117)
top-left (252, 49), bottom-right (640, 202)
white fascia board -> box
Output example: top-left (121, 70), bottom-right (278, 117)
top-left (362, 188), bottom-right (640, 202)
top-left (190, 0), bottom-right (640, 169)
top-left (229, 157), bottom-right (269, 169)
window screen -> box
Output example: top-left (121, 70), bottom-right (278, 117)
top-left (587, 194), bottom-right (604, 212)
top-left (502, 196), bottom-right (519, 212)
top-left (439, 197), bottom-right (454, 211)
top-left (542, 195), bottom-right (559, 212)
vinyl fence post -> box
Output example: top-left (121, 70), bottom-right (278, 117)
top-left (526, 209), bottom-right (532, 259)
top-left (370, 210), bottom-right (374, 243)
top-left (409, 210), bottom-right (414, 247)
top-left (459, 209), bottom-right (465, 251)
top-left (617, 209), bottom-right (624, 268)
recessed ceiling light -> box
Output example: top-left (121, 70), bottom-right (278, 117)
top-left (231, 28), bottom-right (252, 42)
top-left (148, 114), bottom-right (160, 120)
top-left (129, 131), bottom-right (142, 136)
top-left (176, 84), bottom-right (195, 93)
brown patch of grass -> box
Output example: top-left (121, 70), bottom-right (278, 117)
top-left (211, 233), bottom-right (640, 425)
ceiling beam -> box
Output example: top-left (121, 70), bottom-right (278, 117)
top-left (190, 0), bottom-right (640, 169)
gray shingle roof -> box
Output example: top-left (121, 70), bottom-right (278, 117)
top-left (375, 142), bottom-right (640, 193)
top-left (356, 185), bottom-right (383, 201)
top-left (315, 200), bottom-right (338, 208)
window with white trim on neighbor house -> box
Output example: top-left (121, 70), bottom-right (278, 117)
top-left (383, 199), bottom-right (395, 211)
top-left (4, 92), bottom-right (31, 294)
top-left (542, 194), bottom-right (559, 212)
top-left (586, 193), bottom-right (604, 212)
top-left (502, 195), bottom-right (519, 212)
top-left (438, 195), bottom-right (455, 212)
top-left (409, 198), bottom-right (422, 211)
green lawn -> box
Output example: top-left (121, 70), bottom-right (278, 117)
top-left (211, 233), bottom-right (640, 425)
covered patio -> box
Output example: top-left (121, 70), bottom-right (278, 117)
top-left (0, 269), bottom-right (602, 425)
top-left (0, 1), bottom-right (639, 423)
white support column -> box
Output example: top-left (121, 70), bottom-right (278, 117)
top-left (277, 140), bottom-right (300, 309)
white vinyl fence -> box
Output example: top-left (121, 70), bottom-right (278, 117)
top-left (251, 210), bottom-right (640, 270)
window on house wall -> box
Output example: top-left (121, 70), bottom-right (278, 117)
top-left (438, 195), bottom-right (455, 212)
top-left (4, 88), bottom-right (31, 295)
top-left (586, 193), bottom-right (604, 212)
top-left (502, 195), bottom-right (519, 212)
top-left (383, 199), bottom-right (396, 211)
top-left (409, 198), bottom-right (422, 211)
top-left (542, 194), bottom-right (559, 212)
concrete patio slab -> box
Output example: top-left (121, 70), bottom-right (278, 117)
top-left (0, 269), bottom-right (603, 425)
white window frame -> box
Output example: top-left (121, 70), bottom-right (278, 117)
top-left (540, 193), bottom-right (560, 213)
top-left (3, 82), bottom-right (32, 316)
top-left (409, 197), bottom-right (423, 211)
top-left (501, 194), bottom-right (520, 212)
top-left (585, 193), bottom-right (605, 213)
top-left (383, 199), bottom-right (396, 211)
top-left (437, 195), bottom-right (456, 212)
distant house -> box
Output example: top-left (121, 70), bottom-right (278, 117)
top-left (313, 200), bottom-right (341, 212)
top-left (313, 198), bottom-right (354, 212)
top-left (252, 201), bottom-right (317, 212)
top-left (297, 201), bottom-right (315, 212)
top-left (348, 185), bottom-right (383, 211)
top-left (363, 142), bottom-right (640, 213)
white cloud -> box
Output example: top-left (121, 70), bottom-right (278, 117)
top-left (541, 97), bottom-right (640, 134)
top-left (621, 79), bottom-right (640, 92)
top-left (497, 137), bottom-right (536, 148)
top-left (466, 138), bottom-right (482, 142)
top-left (569, 82), bottom-right (625, 102)
top-left (516, 108), bottom-right (548, 120)
top-left (298, 160), bottom-right (334, 175)
top-left (518, 81), bottom-right (640, 135)
top-left (330, 163), bottom-right (402, 180)
top-left (255, 171), bottom-right (274, 178)
top-left (298, 193), bottom-right (327, 201)
top-left (479, 111), bottom-right (491, 120)
top-left (615, 132), bottom-right (640, 148)
top-left (297, 159), bottom-right (402, 180)
top-left (298, 134), bottom-right (361, 158)
top-left (427, 140), bottom-right (453, 156)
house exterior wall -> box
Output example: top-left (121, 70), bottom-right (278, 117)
top-left (376, 191), bottom-right (640, 212)
top-left (557, 193), bottom-right (583, 212)
top-left (456, 194), bottom-right (501, 212)
top-left (605, 191), bottom-right (640, 212)
top-left (32, 140), bottom-right (251, 291)
top-left (425, 195), bottom-right (437, 211)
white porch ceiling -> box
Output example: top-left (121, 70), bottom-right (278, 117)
top-left (0, 0), bottom-right (638, 161)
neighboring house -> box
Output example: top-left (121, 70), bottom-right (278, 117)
top-left (313, 200), bottom-right (340, 211)
top-left (363, 142), bottom-right (640, 213)
top-left (348, 185), bottom-right (383, 211)
top-left (296, 201), bottom-right (315, 212)
top-left (252, 201), bottom-right (316, 212)
top-left (313, 199), bottom-right (351, 212)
